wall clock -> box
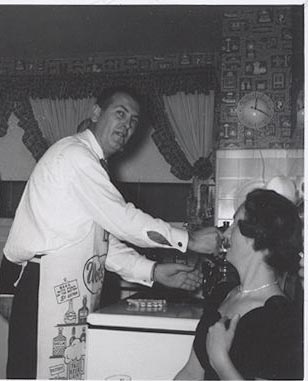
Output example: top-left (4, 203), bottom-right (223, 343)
top-left (236, 91), bottom-right (274, 129)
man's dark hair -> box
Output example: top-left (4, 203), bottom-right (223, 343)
top-left (96, 86), bottom-right (143, 112)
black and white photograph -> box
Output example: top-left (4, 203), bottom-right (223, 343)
top-left (0, 1), bottom-right (304, 380)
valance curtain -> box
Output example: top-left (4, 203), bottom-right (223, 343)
top-left (162, 90), bottom-right (215, 167)
top-left (30, 97), bottom-right (96, 145)
top-left (0, 68), bottom-right (217, 161)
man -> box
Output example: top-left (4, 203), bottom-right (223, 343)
top-left (0, 86), bottom-right (221, 379)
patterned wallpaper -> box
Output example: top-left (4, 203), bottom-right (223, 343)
top-left (0, 52), bottom-right (216, 76)
top-left (0, 6), bottom-right (302, 152)
top-left (217, 6), bottom-right (302, 149)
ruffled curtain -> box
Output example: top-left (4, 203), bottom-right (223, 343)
top-left (30, 97), bottom-right (96, 145)
top-left (161, 90), bottom-right (215, 228)
top-left (162, 90), bottom-right (214, 166)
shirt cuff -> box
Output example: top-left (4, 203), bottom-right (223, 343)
top-left (133, 259), bottom-right (156, 287)
top-left (171, 227), bottom-right (189, 253)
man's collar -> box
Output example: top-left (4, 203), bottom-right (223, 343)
top-left (80, 129), bottom-right (105, 160)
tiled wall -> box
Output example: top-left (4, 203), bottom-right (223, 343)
top-left (215, 148), bottom-right (304, 226)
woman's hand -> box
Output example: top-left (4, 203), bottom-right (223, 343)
top-left (206, 314), bottom-right (240, 371)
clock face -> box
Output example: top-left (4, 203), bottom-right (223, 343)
top-left (236, 92), bottom-right (274, 129)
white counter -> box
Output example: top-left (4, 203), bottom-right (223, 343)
top-left (86, 298), bottom-right (203, 380)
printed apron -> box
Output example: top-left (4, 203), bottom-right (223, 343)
top-left (36, 223), bottom-right (108, 380)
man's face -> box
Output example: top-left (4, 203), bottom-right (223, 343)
top-left (94, 92), bottom-right (140, 158)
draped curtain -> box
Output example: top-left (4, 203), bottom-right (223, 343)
top-left (158, 90), bottom-right (215, 228)
top-left (162, 90), bottom-right (215, 167)
top-left (30, 97), bottom-right (96, 145)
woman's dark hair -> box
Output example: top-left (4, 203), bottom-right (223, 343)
top-left (238, 188), bottom-right (303, 274)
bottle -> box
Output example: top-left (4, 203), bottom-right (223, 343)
top-left (79, 326), bottom-right (86, 342)
top-left (69, 326), bottom-right (77, 345)
top-left (220, 221), bottom-right (230, 233)
top-left (78, 295), bottom-right (89, 324)
top-left (52, 327), bottom-right (67, 357)
top-left (64, 299), bottom-right (77, 325)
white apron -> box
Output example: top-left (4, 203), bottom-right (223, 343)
top-left (36, 223), bottom-right (108, 380)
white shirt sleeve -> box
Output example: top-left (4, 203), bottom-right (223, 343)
top-left (105, 234), bottom-right (154, 287)
top-left (69, 151), bottom-right (188, 253)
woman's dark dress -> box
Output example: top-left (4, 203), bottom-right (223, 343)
top-left (193, 295), bottom-right (303, 380)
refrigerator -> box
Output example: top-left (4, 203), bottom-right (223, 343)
top-left (86, 296), bottom-right (204, 380)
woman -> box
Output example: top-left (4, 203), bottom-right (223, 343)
top-left (176, 189), bottom-right (303, 380)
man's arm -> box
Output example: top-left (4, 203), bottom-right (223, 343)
top-left (106, 234), bottom-right (202, 291)
top-left (70, 152), bottom-right (221, 255)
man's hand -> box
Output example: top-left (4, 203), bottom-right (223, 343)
top-left (0, 295), bottom-right (14, 321)
top-left (154, 263), bottom-right (202, 291)
top-left (188, 227), bottom-right (223, 255)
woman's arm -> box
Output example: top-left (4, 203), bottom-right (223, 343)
top-left (209, 354), bottom-right (243, 380)
top-left (206, 314), bottom-right (243, 380)
top-left (174, 348), bottom-right (205, 380)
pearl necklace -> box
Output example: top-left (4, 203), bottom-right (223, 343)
top-left (239, 280), bottom-right (278, 294)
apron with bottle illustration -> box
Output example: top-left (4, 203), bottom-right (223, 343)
top-left (36, 223), bottom-right (108, 380)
